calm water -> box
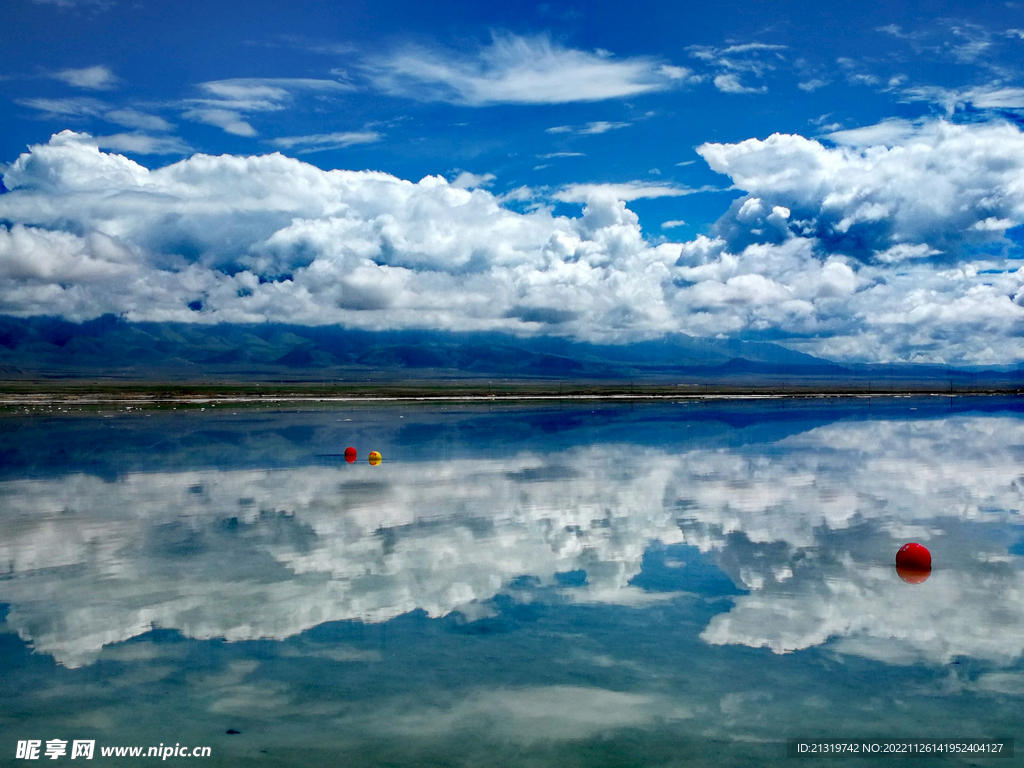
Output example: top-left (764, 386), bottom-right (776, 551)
top-left (2, 398), bottom-right (1023, 766)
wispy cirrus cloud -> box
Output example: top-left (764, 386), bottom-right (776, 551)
top-left (17, 97), bottom-right (177, 136)
top-left (553, 181), bottom-right (704, 202)
top-left (17, 96), bottom-right (106, 119)
top-left (545, 121), bottom-right (631, 135)
top-left (900, 83), bottom-right (1024, 114)
top-left (103, 108), bottom-right (174, 132)
top-left (31, 0), bottom-right (115, 10)
top-left (797, 78), bottom-right (828, 92)
top-left (689, 41), bottom-right (785, 94)
top-left (713, 74), bottom-right (766, 94)
top-left (49, 64), bottom-right (119, 90)
top-left (183, 78), bottom-right (355, 137)
top-left (271, 131), bottom-right (381, 153)
top-left (363, 33), bottom-right (697, 106)
top-left (94, 132), bottom-right (192, 155)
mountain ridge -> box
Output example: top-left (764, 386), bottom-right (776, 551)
top-left (0, 314), bottom-right (1018, 386)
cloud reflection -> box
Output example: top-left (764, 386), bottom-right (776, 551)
top-left (1, 410), bottom-right (1023, 668)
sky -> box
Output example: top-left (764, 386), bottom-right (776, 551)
top-left (2, 0), bottom-right (1024, 363)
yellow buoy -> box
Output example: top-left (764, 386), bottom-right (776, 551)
top-left (368, 451), bottom-right (382, 465)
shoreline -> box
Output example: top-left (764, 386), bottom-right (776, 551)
top-left (0, 389), bottom-right (1019, 407)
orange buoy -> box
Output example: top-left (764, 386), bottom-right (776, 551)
top-left (895, 542), bottom-right (931, 584)
top-left (368, 451), bottom-right (382, 466)
top-left (344, 446), bottom-right (357, 463)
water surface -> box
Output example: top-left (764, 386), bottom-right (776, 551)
top-left (2, 398), bottom-right (1023, 766)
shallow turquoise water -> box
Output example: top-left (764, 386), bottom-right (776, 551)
top-left (1, 398), bottom-right (1023, 766)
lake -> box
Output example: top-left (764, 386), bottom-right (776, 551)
top-left (1, 397), bottom-right (1022, 766)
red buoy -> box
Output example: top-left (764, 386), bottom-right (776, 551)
top-left (895, 542), bottom-right (931, 584)
top-left (344, 446), bottom-right (357, 463)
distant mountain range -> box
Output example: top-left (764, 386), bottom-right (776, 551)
top-left (0, 314), bottom-right (1019, 387)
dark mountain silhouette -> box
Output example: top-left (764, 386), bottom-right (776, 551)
top-left (0, 314), bottom-right (1019, 388)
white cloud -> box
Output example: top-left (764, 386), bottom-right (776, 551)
top-left (364, 33), bottom-right (691, 106)
top-left (688, 41), bottom-right (782, 92)
top-left (181, 108), bottom-right (256, 137)
top-left (538, 152), bottom-right (585, 159)
top-left (103, 108), bottom-right (173, 132)
top-left (271, 131), bottom-right (381, 153)
top-left (32, 0), bottom-right (114, 8)
top-left (17, 96), bottom-right (106, 118)
top-left (902, 84), bottom-right (1024, 114)
top-left (658, 64), bottom-right (701, 81)
top-left (4, 123), bottom-right (1024, 362)
top-left (699, 119), bottom-right (1024, 259)
top-left (961, 86), bottom-right (1024, 109)
top-left (721, 42), bottom-right (787, 55)
top-left (545, 121), bottom-right (632, 135)
top-left (0, 131), bottom-right (685, 340)
top-left (824, 118), bottom-right (919, 146)
top-left (50, 65), bottom-right (118, 90)
top-left (449, 171), bottom-right (496, 189)
top-left (662, 220), bottom-right (687, 228)
top-left (554, 182), bottom-right (696, 202)
top-left (94, 132), bottom-right (192, 155)
top-left (197, 77), bottom-right (354, 104)
top-left (17, 99), bottom-right (175, 134)
top-left (182, 78), bottom-right (354, 136)
top-left (579, 120), bottom-right (631, 134)
top-left (797, 78), bottom-right (827, 92)
top-left (713, 74), bottom-right (765, 94)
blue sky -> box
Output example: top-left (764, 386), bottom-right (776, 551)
top-left (2, 0), bottom-right (1024, 363)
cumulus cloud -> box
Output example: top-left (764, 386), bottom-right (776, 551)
top-left (364, 33), bottom-right (692, 105)
top-left (699, 119), bottom-right (1024, 259)
top-left (49, 64), bottom-right (119, 90)
top-left (3, 122), bottom-right (1024, 362)
top-left (0, 131), bottom-right (686, 340)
